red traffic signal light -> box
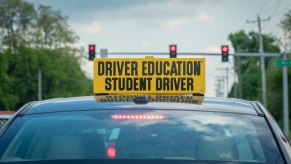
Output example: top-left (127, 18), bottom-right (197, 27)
top-left (170, 45), bottom-right (176, 52)
top-left (221, 45), bottom-right (229, 62)
top-left (221, 45), bottom-right (228, 54)
top-left (169, 45), bottom-right (177, 58)
top-left (88, 44), bottom-right (96, 61)
top-left (89, 45), bottom-right (95, 51)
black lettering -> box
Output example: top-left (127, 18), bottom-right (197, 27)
top-left (140, 78), bottom-right (146, 90)
top-left (187, 62), bottom-right (193, 75)
top-left (119, 78), bottom-right (125, 91)
top-left (142, 61), bottom-right (147, 76)
top-left (147, 78), bottom-right (152, 91)
top-left (105, 78), bottom-right (111, 90)
top-left (187, 78), bottom-right (194, 90)
top-left (156, 61), bottom-right (162, 75)
top-left (126, 78), bottom-right (132, 90)
top-left (106, 62), bottom-right (113, 76)
top-left (125, 61), bottom-right (130, 76)
top-left (117, 61), bottom-right (124, 76)
top-left (183, 61), bottom-right (186, 75)
top-left (156, 78), bottom-right (162, 90)
top-left (112, 62), bottom-right (116, 76)
top-left (164, 78), bottom-right (169, 90)
top-left (173, 78), bottom-right (180, 90)
top-left (112, 78), bottom-right (118, 91)
top-left (133, 78), bottom-right (139, 91)
top-left (194, 61), bottom-right (201, 75)
top-left (164, 61), bottom-right (170, 75)
top-left (148, 61), bottom-right (155, 76)
top-left (176, 61), bottom-right (182, 75)
top-left (171, 62), bottom-right (177, 75)
top-left (98, 62), bottom-right (104, 75)
top-left (132, 61), bottom-right (138, 76)
top-left (180, 78), bottom-right (186, 91)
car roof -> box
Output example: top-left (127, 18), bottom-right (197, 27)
top-left (23, 96), bottom-right (259, 116)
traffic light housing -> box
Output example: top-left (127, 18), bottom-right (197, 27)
top-left (89, 44), bottom-right (96, 61)
top-left (169, 45), bottom-right (177, 58)
top-left (221, 45), bottom-right (229, 62)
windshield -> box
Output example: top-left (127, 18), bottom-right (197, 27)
top-left (0, 110), bottom-right (283, 163)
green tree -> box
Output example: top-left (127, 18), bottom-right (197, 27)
top-left (0, 0), bottom-right (91, 110)
top-left (0, 0), bottom-right (78, 51)
top-left (0, 47), bottom-right (92, 110)
top-left (0, 0), bottom-right (36, 51)
top-left (228, 30), bottom-right (280, 101)
top-left (0, 50), bottom-right (19, 110)
top-left (35, 5), bottom-right (78, 48)
top-left (227, 30), bottom-right (291, 124)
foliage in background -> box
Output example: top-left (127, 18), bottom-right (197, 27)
top-left (228, 31), bottom-right (280, 101)
top-left (0, 0), bottom-right (91, 111)
top-left (0, 47), bottom-right (92, 110)
top-left (227, 28), bottom-right (291, 124)
top-left (0, 0), bottom-right (78, 51)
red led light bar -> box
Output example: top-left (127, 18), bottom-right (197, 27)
top-left (111, 114), bottom-right (165, 120)
top-left (107, 147), bottom-right (116, 158)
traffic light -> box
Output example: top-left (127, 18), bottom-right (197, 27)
top-left (169, 44), bottom-right (177, 58)
top-left (221, 45), bottom-right (229, 62)
top-left (88, 44), bottom-right (96, 61)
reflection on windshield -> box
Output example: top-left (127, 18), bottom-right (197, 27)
top-left (0, 110), bottom-right (281, 163)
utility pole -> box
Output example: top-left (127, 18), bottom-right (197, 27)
top-left (233, 55), bottom-right (238, 98)
top-left (38, 69), bottom-right (42, 101)
top-left (215, 76), bottom-right (225, 98)
top-left (218, 67), bottom-right (230, 97)
top-left (238, 57), bottom-right (242, 98)
top-left (247, 15), bottom-right (271, 108)
top-left (282, 52), bottom-right (289, 135)
top-left (226, 67), bottom-right (229, 97)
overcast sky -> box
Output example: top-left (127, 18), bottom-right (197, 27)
top-left (28, 0), bottom-right (291, 97)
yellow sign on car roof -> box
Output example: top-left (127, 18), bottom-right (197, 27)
top-left (93, 57), bottom-right (205, 95)
top-left (94, 95), bottom-right (205, 105)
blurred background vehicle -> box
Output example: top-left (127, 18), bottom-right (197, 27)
top-left (0, 111), bottom-right (14, 128)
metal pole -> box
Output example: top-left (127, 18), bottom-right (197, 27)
top-left (38, 69), bottom-right (42, 101)
top-left (282, 53), bottom-right (289, 135)
top-left (234, 56), bottom-right (238, 98)
top-left (258, 15), bottom-right (267, 108)
top-left (226, 67), bottom-right (229, 97)
top-left (238, 57), bottom-right (242, 98)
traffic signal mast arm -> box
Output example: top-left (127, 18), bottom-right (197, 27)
top-left (88, 51), bottom-right (281, 57)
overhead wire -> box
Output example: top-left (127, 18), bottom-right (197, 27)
top-left (258, 0), bottom-right (269, 15)
top-left (271, 1), bottom-right (291, 18)
top-left (262, 0), bottom-right (282, 28)
top-left (245, 0), bottom-right (270, 33)
top-left (262, 0), bottom-right (283, 34)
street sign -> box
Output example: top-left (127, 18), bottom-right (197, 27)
top-left (235, 53), bottom-right (281, 57)
top-left (274, 59), bottom-right (291, 67)
top-left (93, 57), bottom-right (205, 95)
